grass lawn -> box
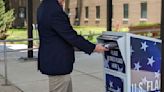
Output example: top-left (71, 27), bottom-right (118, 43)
top-left (74, 26), bottom-right (107, 43)
top-left (74, 26), bottom-right (106, 35)
top-left (6, 26), bottom-right (107, 44)
top-left (6, 29), bottom-right (39, 44)
top-left (7, 29), bottom-right (38, 40)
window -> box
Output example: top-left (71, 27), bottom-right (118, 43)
top-left (75, 8), bottom-right (79, 19)
top-left (69, 8), bottom-right (70, 12)
top-left (141, 2), bottom-right (147, 19)
top-left (67, 8), bottom-right (71, 16)
top-left (85, 6), bottom-right (89, 19)
top-left (96, 6), bottom-right (100, 19)
top-left (123, 4), bottom-right (129, 19)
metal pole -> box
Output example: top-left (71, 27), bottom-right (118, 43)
top-left (27, 0), bottom-right (33, 58)
top-left (3, 41), bottom-right (9, 85)
top-left (107, 0), bottom-right (112, 31)
top-left (161, 0), bottom-right (164, 91)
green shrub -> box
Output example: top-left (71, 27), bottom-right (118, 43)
top-left (0, 0), bottom-right (15, 40)
top-left (130, 22), bottom-right (160, 27)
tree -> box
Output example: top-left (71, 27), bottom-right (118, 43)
top-left (3, 0), bottom-right (10, 11)
top-left (0, 0), bottom-right (15, 40)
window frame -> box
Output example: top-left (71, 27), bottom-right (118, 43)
top-left (96, 6), bottom-right (101, 19)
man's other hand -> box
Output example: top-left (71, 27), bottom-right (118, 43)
top-left (94, 44), bottom-right (109, 53)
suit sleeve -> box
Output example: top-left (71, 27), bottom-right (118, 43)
top-left (50, 11), bottom-right (95, 55)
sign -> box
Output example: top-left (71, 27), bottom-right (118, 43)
top-left (104, 40), bottom-right (126, 73)
top-left (131, 37), bottom-right (161, 92)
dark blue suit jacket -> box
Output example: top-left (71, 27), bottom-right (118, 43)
top-left (37, 0), bottom-right (95, 75)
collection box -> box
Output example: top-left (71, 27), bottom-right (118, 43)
top-left (98, 32), bottom-right (161, 92)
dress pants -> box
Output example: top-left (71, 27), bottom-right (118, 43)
top-left (49, 74), bottom-right (72, 92)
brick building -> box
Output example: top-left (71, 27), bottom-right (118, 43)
top-left (112, 0), bottom-right (161, 27)
top-left (68, 0), bottom-right (107, 27)
top-left (7, 0), bottom-right (161, 28)
top-left (68, 0), bottom-right (161, 27)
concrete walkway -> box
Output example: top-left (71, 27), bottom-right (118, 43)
top-left (0, 44), bottom-right (105, 92)
top-left (0, 75), bottom-right (22, 92)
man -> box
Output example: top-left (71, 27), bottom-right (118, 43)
top-left (37, 0), bottom-right (108, 92)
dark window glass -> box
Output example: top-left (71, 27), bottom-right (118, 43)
top-left (85, 6), bottom-right (89, 18)
top-left (141, 2), bottom-right (147, 18)
top-left (75, 8), bottom-right (79, 19)
top-left (68, 8), bottom-right (70, 14)
top-left (96, 6), bottom-right (100, 19)
top-left (123, 4), bottom-right (129, 19)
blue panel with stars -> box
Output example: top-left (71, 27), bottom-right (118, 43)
top-left (131, 37), bottom-right (161, 92)
top-left (106, 74), bottom-right (123, 92)
top-left (104, 40), bottom-right (126, 73)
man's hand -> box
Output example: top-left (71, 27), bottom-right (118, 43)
top-left (94, 44), bottom-right (109, 53)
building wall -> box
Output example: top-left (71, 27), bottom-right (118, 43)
top-left (33, 0), bottom-right (41, 24)
top-left (8, 0), bottom-right (40, 28)
top-left (113, 0), bottom-right (161, 27)
top-left (9, 0), bottom-right (26, 27)
top-left (147, 0), bottom-right (161, 23)
top-left (69, 0), bottom-right (107, 27)
top-left (69, 0), bottom-right (161, 27)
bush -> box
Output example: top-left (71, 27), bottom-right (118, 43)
top-left (0, 0), bottom-right (15, 40)
top-left (130, 22), bottom-right (160, 27)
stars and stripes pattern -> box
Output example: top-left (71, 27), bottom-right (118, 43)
top-left (131, 37), bottom-right (161, 92)
top-left (106, 74), bottom-right (123, 92)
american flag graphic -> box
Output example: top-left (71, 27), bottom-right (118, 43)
top-left (131, 37), bottom-right (161, 92)
top-left (106, 74), bottom-right (123, 92)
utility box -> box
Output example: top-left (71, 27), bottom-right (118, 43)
top-left (97, 32), bottom-right (161, 92)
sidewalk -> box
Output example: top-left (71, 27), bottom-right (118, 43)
top-left (0, 75), bottom-right (22, 92)
top-left (0, 44), bottom-right (105, 92)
